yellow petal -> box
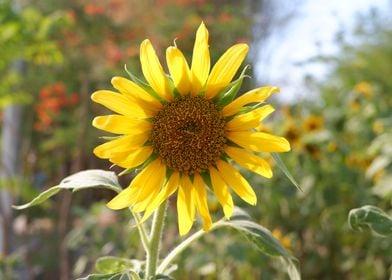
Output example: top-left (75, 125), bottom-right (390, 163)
top-left (129, 159), bottom-right (166, 205)
top-left (193, 173), bottom-right (212, 231)
top-left (166, 46), bottom-right (191, 96)
top-left (93, 134), bottom-right (149, 159)
top-left (224, 146), bottom-right (272, 178)
top-left (191, 22), bottom-right (210, 96)
top-left (216, 160), bottom-right (257, 205)
top-left (91, 90), bottom-right (152, 119)
top-left (140, 39), bottom-right (173, 101)
top-left (113, 159), bottom-right (165, 211)
top-left (222, 86), bottom-right (279, 116)
top-left (106, 186), bottom-right (134, 210)
top-left (93, 115), bottom-right (152, 134)
top-left (177, 175), bottom-right (196, 235)
top-left (111, 76), bottom-right (162, 110)
top-left (205, 44), bottom-right (249, 99)
top-left (227, 131), bottom-right (291, 153)
top-left (226, 105), bottom-right (275, 131)
top-left (132, 186), bottom-right (160, 213)
top-left (110, 146), bottom-right (153, 169)
top-left (209, 167), bottom-right (234, 219)
top-left (141, 171), bottom-right (180, 223)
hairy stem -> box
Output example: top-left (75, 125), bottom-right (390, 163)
top-left (145, 201), bottom-right (167, 279)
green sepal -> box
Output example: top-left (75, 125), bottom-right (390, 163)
top-left (166, 75), bottom-right (181, 99)
top-left (99, 135), bottom-right (122, 141)
top-left (118, 168), bottom-right (134, 176)
top-left (118, 152), bottom-right (159, 176)
top-left (124, 65), bottom-right (164, 103)
top-left (236, 102), bottom-right (265, 115)
top-left (200, 170), bottom-right (213, 192)
top-left (214, 65), bottom-right (250, 107)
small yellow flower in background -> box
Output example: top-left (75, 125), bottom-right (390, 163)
top-left (272, 229), bottom-right (291, 250)
top-left (372, 120), bottom-right (384, 135)
top-left (91, 22), bottom-right (290, 235)
top-left (372, 169), bottom-right (385, 184)
top-left (283, 124), bottom-right (301, 150)
top-left (303, 115), bottom-right (323, 132)
top-left (349, 98), bottom-right (361, 112)
top-left (345, 153), bottom-right (372, 171)
top-left (327, 141), bottom-right (338, 153)
top-left (354, 81), bottom-right (373, 99)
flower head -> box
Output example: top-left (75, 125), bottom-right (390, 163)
top-left (303, 115), bottom-right (323, 132)
top-left (92, 22), bottom-right (290, 235)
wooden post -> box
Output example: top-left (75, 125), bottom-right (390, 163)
top-left (0, 103), bottom-right (23, 254)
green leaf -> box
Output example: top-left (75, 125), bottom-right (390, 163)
top-left (219, 208), bottom-right (301, 280)
top-left (12, 186), bottom-right (62, 210)
top-left (221, 208), bottom-right (292, 258)
top-left (13, 169), bottom-right (122, 210)
top-left (348, 205), bottom-right (392, 237)
top-left (61, 169), bottom-right (121, 192)
top-left (95, 256), bottom-right (142, 274)
top-left (77, 271), bottom-right (139, 280)
top-left (281, 257), bottom-right (301, 280)
top-left (272, 153), bottom-right (302, 191)
top-left (151, 275), bottom-right (174, 280)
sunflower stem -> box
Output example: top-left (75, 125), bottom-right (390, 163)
top-left (145, 200), bottom-right (167, 279)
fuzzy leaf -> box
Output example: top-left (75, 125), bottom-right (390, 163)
top-left (220, 208), bottom-right (301, 280)
top-left (77, 271), bottom-right (139, 280)
top-left (61, 169), bottom-right (121, 192)
top-left (348, 205), bottom-right (392, 237)
top-left (12, 186), bottom-right (62, 210)
top-left (13, 169), bottom-right (121, 210)
top-left (151, 275), bottom-right (174, 280)
top-left (95, 256), bottom-right (142, 274)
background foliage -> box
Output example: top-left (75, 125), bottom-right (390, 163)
top-left (0, 0), bottom-right (391, 279)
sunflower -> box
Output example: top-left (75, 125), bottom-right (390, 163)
top-left (303, 115), bottom-right (323, 132)
top-left (91, 22), bottom-right (290, 235)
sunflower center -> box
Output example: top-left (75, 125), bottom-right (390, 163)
top-left (151, 95), bottom-right (226, 173)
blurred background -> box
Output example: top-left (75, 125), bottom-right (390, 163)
top-left (0, 0), bottom-right (391, 279)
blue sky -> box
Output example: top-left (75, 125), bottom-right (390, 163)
top-left (254, 0), bottom-right (391, 102)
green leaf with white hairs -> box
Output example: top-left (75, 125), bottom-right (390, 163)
top-left (157, 208), bottom-right (300, 279)
top-left (348, 205), bottom-right (392, 237)
top-left (95, 256), bottom-right (143, 274)
top-left (151, 275), bottom-right (174, 280)
top-left (221, 208), bottom-right (293, 258)
top-left (272, 153), bottom-right (302, 191)
top-left (219, 208), bottom-right (301, 280)
top-left (12, 186), bottom-right (63, 210)
top-left (13, 169), bottom-right (122, 210)
top-left (77, 270), bottom-right (140, 280)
